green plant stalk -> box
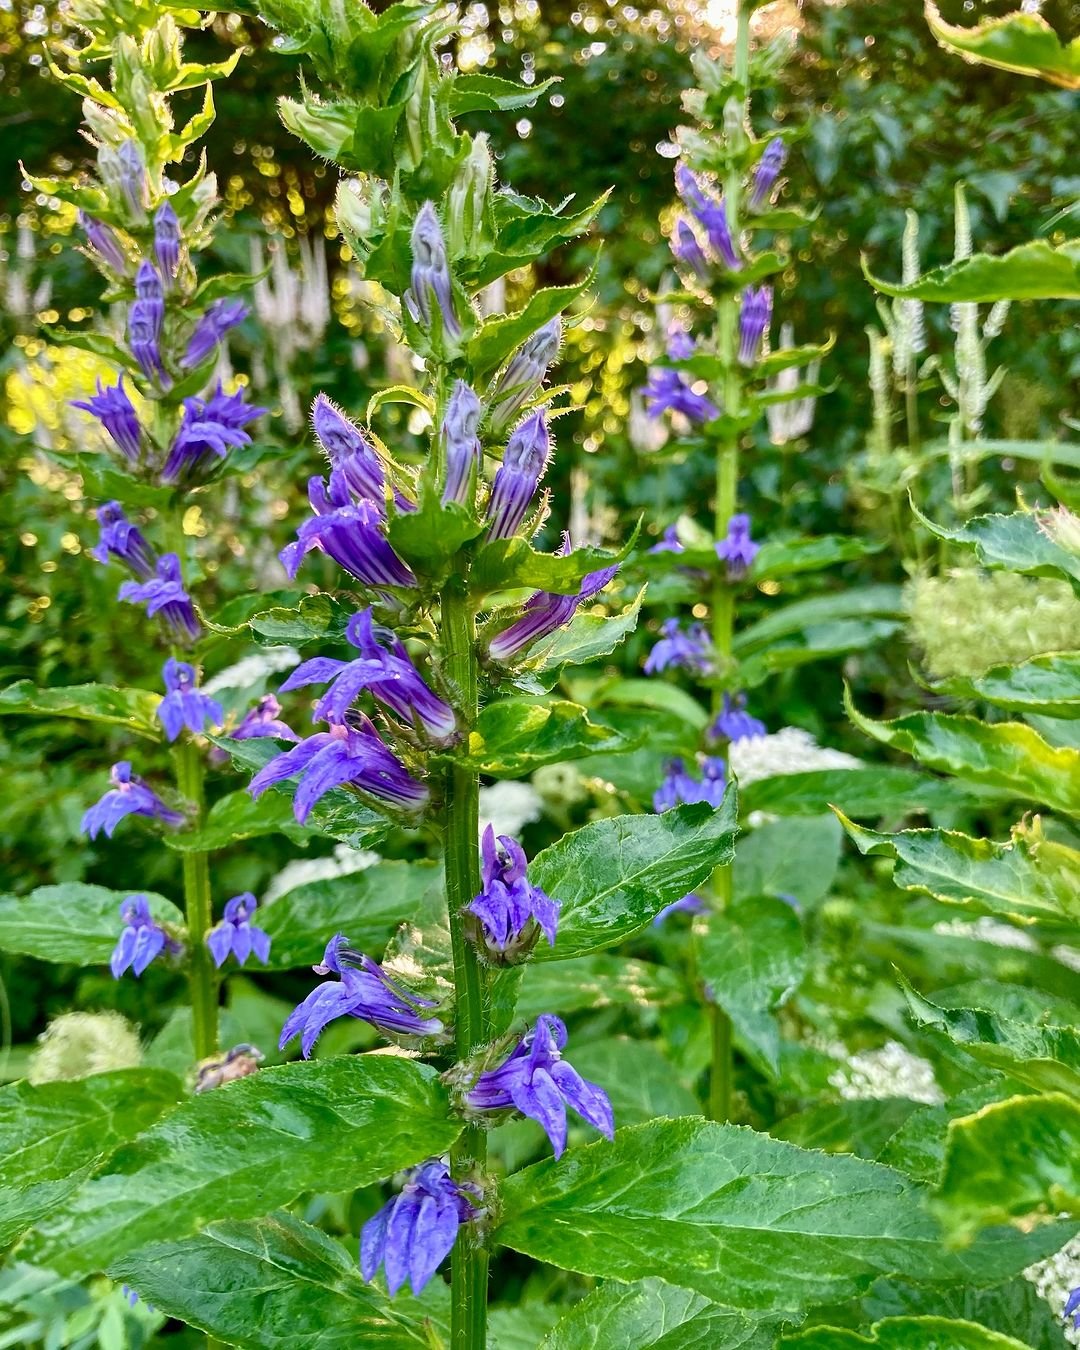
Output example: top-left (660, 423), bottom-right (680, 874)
top-left (441, 571), bottom-right (488, 1350)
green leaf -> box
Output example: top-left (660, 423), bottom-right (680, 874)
top-left (20, 1056), bottom-right (462, 1277)
top-left (861, 1275), bottom-right (1073, 1350)
top-left (530, 797), bottom-right (739, 960)
top-left (846, 692), bottom-right (1080, 816)
top-left (875, 1085), bottom-right (1006, 1186)
top-left (520, 587), bottom-right (644, 677)
top-left (541, 1279), bottom-right (780, 1350)
top-left (750, 535), bottom-right (881, 581)
top-left (0, 1070), bottom-right (183, 1247)
top-left (385, 489), bottom-right (483, 579)
top-left (933, 1092), bottom-right (1080, 1238)
top-left (516, 955), bottom-right (685, 1021)
top-left (771, 1099), bottom-right (923, 1161)
top-left (165, 788), bottom-right (310, 853)
top-left (0, 884), bottom-right (183, 965)
top-left (698, 897), bottom-right (806, 1075)
top-left (0, 681), bottom-right (161, 739)
top-left (448, 71), bottom-right (558, 114)
top-left (461, 699), bottom-right (630, 777)
top-left (567, 1038), bottom-right (699, 1126)
top-left (248, 594), bottom-right (354, 646)
top-left (912, 505), bottom-right (1080, 590)
top-left (109, 1212), bottom-right (442, 1348)
top-left (933, 652), bottom-right (1080, 718)
top-left (496, 1118), bottom-right (1072, 1312)
top-left (925, 2), bottom-right (1080, 90)
top-left (593, 677), bottom-right (709, 732)
top-left (468, 270), bottom-right (596, 381)
top-left (741, 766), bottom-right (985, 819)
top-left (258, 861), bottom-right (443, 969)
top-left (902, 979), bottom-right (1080, 1097)
top-left (839, 817), bottom-right (1080, 924)
top-left (733, 586), bottom-right (905, 656)
top-left (865, 238), bottom-right (1080, 302)
top-left (735, 815), bottom-right (842, 906)
top-left (784, 1315), bottom-right (1033, 1349)
top-left (472, 534), bottom-right (627, 596)
top-left (473, 192), bottom-right (608, 287)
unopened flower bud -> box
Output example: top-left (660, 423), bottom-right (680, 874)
top-left (487, 319), bottom-right (561, 437)
top-left (484, 411), bottom-right (550, 540)
top-left (748, 137), bottom-right (787, 212)
top-left (334, 177), bottom-right (386, 263)
top-left (78, 211), bottom-right (127, 273)
top-left (405, 202), bottom-right (460, 341)
top-left (100, 139), bottom-right (147, 223)
top-left (737, 286), bottom-right (772, 366)
top-left (442, 380), bottom-right (482, 506)
top-left (153, 200), bottom-right (181, 281)
top-left (447, 132), bottom-right (493, 257)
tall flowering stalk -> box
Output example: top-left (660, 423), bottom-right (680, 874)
top-left (27, 5), bottom-right (262, 1062)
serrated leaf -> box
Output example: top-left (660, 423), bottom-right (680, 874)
top-left (448, 71), bottom-right (558, 114)
top-left (20, 1056), bottom-right (462, 1277)
top-left (925, 1), bottom-right (1080, 89)
top-left (385, 489), bottom-right (483, 577)
top-left (784, 1315), bottom-right (1033, 1349)
top-left (461, 698), bottom-right (630, 777)
top-left (530, 797), bottom-right (738, 961)
top-left (733, 586), bottom-right (905, 655)
top-left (0, 884), bottom-right (182, 965)
top-left (472, 192), bottom-right (608, 287)
top-left (845, 693), bottom-right (1080, 816)
top-left (839, 817), bottom-right (1080, 924)
top-left (468, 270), bottom-right (596, 381)
top-left (741, 766), bottom-right (985, 820)
top-left (165, 788), bottom-right (310, 853)
top-left (865, 238), bottom-right (1080, 302)
top-left (248, 594), bottom-right (354, 647)
top-left (912, 504), bottom-right (1080, 590)
top-left (0, 681), bottom-right (161, 739)
top-left (471, 535), bottom-right (626, 596)
top-left (933, 652), bottom-right (1080, 718)
top-left (861, 1274), bottom-right (1073, 1350)
top-left (516, 955), bottom-right (685, 1021)
top-left (522, 587), bottom-right (644, 676)
top-left (771, 1099), bottom-right (923, 1161)
top-left (496, 1118), bottom-right (1073, 1312)
top-left (0, 1070), bottom-right (183, 1247)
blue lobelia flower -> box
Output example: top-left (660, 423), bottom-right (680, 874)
top-left (643, 618), bottom-right (713, 675)
top-left (118, 552), bottom-right (201, 644)
top-left (715, 513), bottom-right (760, 580)
top-left (653, 756), bottom-right (726, 812)
top-left (675, 165), bottom-right (741, 271)
top-left (361, 1159), bottom-right (480, 1297)
top-left (72, 376), bottom-right (142, 464)
top-left (671, 216), bottom-right (710, 281)
top-left (161, 383), bottom-right (266, 485)
top-left (406, 201), bottom-right (460, 340)
top-left (441, 380), bottom-right (482, 506)
top-left (1065, 1288), bottom-right (1080, 1331)
top-left (666, 325), bottom-right (695, 360)
top-left (465, 1014), bottom-right (614, 1158)
top-left (181, 298), bottom-right (249, 370)
top-left (311, 393), bottom-right (412, 513)
top-left (737, 286), bottom-right (773, 367)
top-left (710, 691), bottom-right (766, 743)
top-left (156, 657), bottom-right (223, 742)
top-left (78, 211), bottom-right (127, 273)
top-left (643, 367), bottom-right (718, 424)
top-left (113, 139), bottom-right (148, 220)
top-left (129, 260), bottom-right (167, 383)
top-left (153, 200), bottom-right (181, 282)
top-left (110, 894), bottom-right (178, 978)
top-left (82, 761), bottom-right (184, 840)
top-left (249, 716), bottom-right (429, 824)
top-left (487, 318), bottom-right (561, 436)
top-left (464, 824), bottom-right (560, 964)
top-left (231, 693), bottom-right (299, 743)
top-left (484, 411), bottom-right (551, 541)
top-left (206, 892), bottom-right (271, 968)
top-left (89, 501), bottom-right (156, 578)
top-left (279, 934), bottom-right (445, 1057)
top-left (649, 524), bottom-right (684, 554)
top-left (280, 471), bottom-right (416, 590)
top-left (485, 560), bottom-right (619, 666)
top-left (748, 137), bottom-right (787, 212)
top-left (281, 607), bottom-right (457, 744)
top-left (652, 893), bottom-right (707, 926)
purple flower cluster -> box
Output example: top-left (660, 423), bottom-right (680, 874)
top-left (73, 378), bottom-right (142, 465)
top-left (82, 761), bottom-right (184, 840)
top-left (653, 756), bottom-right (727, 813)
top-left (361, 1160), bottom-right (480, 1297)
top-left (110, 894), bottom-right (178, 978)
top-left (643, 618), bottom-right (713, 675)
top-left (156, 658), bottom-right (223, 742)
top-left (231, 694), bottom-right (299, 743)
top-left (675, 164), bottom-right (742, 272)
top-left (206, 893), bottom-right (271, 969)
top-left (715, 513), bottom-right (760, 580)
top-left (161, 383), bottom-right (265, 486)
top-left (643, 367), bottom-right (718, 424)
top-left (464, 825), bottom-right (560, 964)
top-left (89, 501), bottom-right (155, 578)
top-left (119, 552), bottom-right (201, 644)
top-left (649, 524), bottom-right (684, 554)
top-left (711, 691), bottom-right (766, 743)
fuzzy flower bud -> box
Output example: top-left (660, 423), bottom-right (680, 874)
top-left (748, 137), bottom-right (787, 212)
top-left (78, 211), bottom-right (127, 273)
top-left (100, 139), bottom-right (147, 223)
top-left (487, 319), bottom-right (561, 437)
top-left (441, 380), bottom-right (482, 506)
top-left (153, 200), bottom-right (181, 282)
top-left (484, 411), bottom-right (550, 540)
top-left (406, 202), bottom-right (460, 340)
top-left (446, 132), bottom-right (493, 258)
top-left (737, 286), bottom-right (772, 366)
top-left (29, 1011), bottom-right (142, 1083)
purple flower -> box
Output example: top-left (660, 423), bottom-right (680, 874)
top-left (115, 140), bottom-right (147, 220)
top-left (649, 524), bottom-right (684, 554)
top-left (671, 217), bottom-right (710, 281)
top-left (281, 608), bottom-right (457, 744)
top-left (674, 163), bottom-right (709, 212)
top-left (77, 211), bottom-right (127, 273)
top-left (748, 137), bottom-right (787, 212)
top-left (129, 260), bottom-right (167, 383)
top-left (153, 200), bottom-right (181, 281)
top-left (89, 501), bottom-right (156, 578)
top-left (487, 318), bottom-right (561, 436)
top-left (666, 325), bottom-right (695, 361)
top-left (279, 934), bottom-right (444, 1057)
top-left (160, 383), bottom-right (266, 485)
top-left (643, 618), bottom-right (712, 675)
top-left (206, 893), bottom-right (271, 969)
top-left (157, 657), bottom-right (223, 742)
top-left (82, 761), bottom-right (184, 840)
top-left (406, 202), bottom-right (460, 341)
top-left (675, 166), bottom-right (740, 270)
top-left (118, 552), bottom-right (201, 644)
top-left (643, 368), bottom-right (718, 424)
top-left (110, 894), bottom-right (177, 978)
top-left (1065, 1288), bottom-right (1080, 1331)
top-left (484, 411), bottom-right (551, 541)
top-left (361, 1160), bottom-right (480, 1298)
top-left (464, 825), bottom-right (560, 964)
top-left (249, 717), bottom-right (428, 824)
top-left (715, 513), bottom-right (759, 580)
top-left (280, 471), bottom-right (416, 590)
top-left (231, 694), bottom-right (300, 743)
top-left (652, 893), bottom-right (707, 926)
top-left (71, 376), bottom-right (142, 464)
top-left (181, 298), bottom-right (249, 370)
top-left (441, 380), bottom-right (482, 506)
top-left (311, 394), bottom-right (408, 512)
top-left (465, 1014), bottom-right (614, 1158)
top-left (653, 757), bottom-right (726, 812)
top-left (486, 561), bottom-right (618, 665)
top-left (738, 286), bottom-right (772, 367)
top-left (710, 691), bottom-right (766, 742)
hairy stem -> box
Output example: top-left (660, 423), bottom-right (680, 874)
top-left (174, 739), bottom-right (219, 1061)
top-left (441, 571), bottom-right (488, 1350)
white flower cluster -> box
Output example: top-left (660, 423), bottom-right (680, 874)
top-left (203, 646), bottom-right (300, 695)
top-left (729, 727), bottom-right (862, 787)
top-left (478, 780), bottom-right (543, 839)
top-left (828, 1040), bottom-right (944, 1106)
top-left (1025, 1235), bottom-right (1080, 1346)
top-left (263, 843), bottom-right (381, 903)
top-left (932, 916), bottom-right (1038, 951)
top-left (29, 1011), bottom-right (142, 1083)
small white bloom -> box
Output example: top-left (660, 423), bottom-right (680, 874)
top-left (829, 1040), bottom-right (943, 1105)
top-left (263, 843), bottom-right (380, 903)
top-left (932, 916), bottom-right (1038, 951)
top-left (478, 781), bottom-right (543, 840)
top-left (729, 727), bottom-right (861, 787)
top-left (204, 647), bottom-right (300, 695)
top-left (1025, 1236), bottom-right (1080, 1346)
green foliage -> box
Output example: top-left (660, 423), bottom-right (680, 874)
top-left (0, 885), bottom-right (183, 965)
top-left (925, 3), bottom-right (1080, 90)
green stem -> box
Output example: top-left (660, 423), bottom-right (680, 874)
top-left (174, 739), bottom-right (218, 1061)
top-left (441, 572), bottom-right (488, 1350)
